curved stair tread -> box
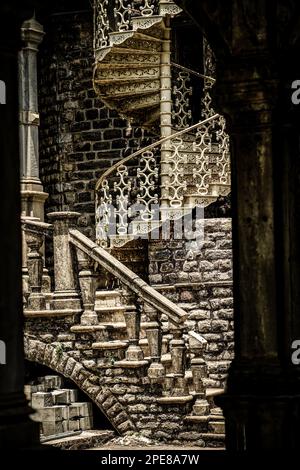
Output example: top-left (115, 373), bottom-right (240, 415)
top-left (93, 14), bottom-right (166, 127)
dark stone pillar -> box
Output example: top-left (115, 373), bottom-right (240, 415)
top-left (214, 64), bottom-right (295, 450)
top-left (174, 0), bottom-right (300, 450)
top-left (0, 5), bottom-right (39, 448)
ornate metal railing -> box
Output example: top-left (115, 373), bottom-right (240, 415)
top-left (93, 0), bottom-right (180, 53)
top-left (95, 111), bottom-right (230, 247)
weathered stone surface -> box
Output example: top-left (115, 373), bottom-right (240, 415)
top-left (31, 392), bottom-right (54, 409)
top-left (39, 406), bottom-right (68, 422)
top-left (69, 402), bottom-right (92, 419)
top-left (127, 404), bottom-right (148, 414)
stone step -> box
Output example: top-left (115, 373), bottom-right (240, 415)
top-left (94, 305), bottom-right (134, 323)
top-left (51, 388), bottom-right (78, 405)
top-left (102, 51), bottom-right (161, 65)
top-left (96, 46), bottom-right (160, 62)
top-left (198, 432), bottom-right (225, 448)
top-left (42, 430), bottom-right (115, 450)
top-left (109, 31), bottom-right (162, 51)
top-left (95, 65), bottom-right (160, 82)
top-left (100, 81), bottom-right (160, 99)
top-left (97, 62), bottom-right (160, 70)
top-left (118, 93), bottom-right (160, 112)
top-left (95, 289), bottom-right (122, 306)
top-left (92, 340), bottom-right (129, 350)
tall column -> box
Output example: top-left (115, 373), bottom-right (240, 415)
top-left (214, 56), bottom-right (300, 450)
top-left (19, 17), bottom-right (49, 295)
top-left (0, 5), bottom-right (39, 448)
top-left (47, 212), bottom-right (82, 312)
top-left (159, 18), bottom-right (172, 210)
top-left (174, 0), bottom-right (300, 450)
top-left (19, 16), bottom-right (48, 220)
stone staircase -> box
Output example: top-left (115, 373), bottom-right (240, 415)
top-left (93, 1), bottom-right (231, 249)
top-left (68, 286), bottom-right (226, 446)
top-left (22, 215), bottom-right (226, 447)
top-left (25, 374), bottom-right (115, 449)
top-left (93, 1), bottom-right (181, 128)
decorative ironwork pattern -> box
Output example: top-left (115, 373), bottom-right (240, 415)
top-left (171, 69), bottom-right (193, 130)
top-left (94, 0), bottom-right (110, 49)
top-left (192, 82), bottom-right (231, 198)
top-left (96, 149), bottom-right (159, 247)
top-left (165, 138), bottom-right (187, 206)
top-left (114, 0), bottom-right (132, 32)
top-left (94, 0), bottom-right (159, 45)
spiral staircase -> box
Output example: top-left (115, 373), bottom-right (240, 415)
top-left (93, 0), bottom-right (231, 248)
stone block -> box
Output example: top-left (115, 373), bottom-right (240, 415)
top-left (68, 419), bottom-right (81, 432)
top-left (31, 392), bottom-right (54, 409)
top-left (52, 389), bottom-right (78, 405)
top-left (209, 420), bottom-right (225, 434)
top-left (127, 404), bottom-right (148, 413)
top-left (79, 416), bottom-right (93, 430)
top-left (180, 290), bottom-right (195, 302)
top-left (197, 320), bottom-right (212, 333)
top-left (39, 406), bottom-right (68, 422)
top-left (42, 375), bottom-right (62, 391)
top-left (68, 402), bottom-right (92, 419)
top-left (193, 399), bottom-right (210, 415)
top-left (42, 421), bottom-right (65, 436)
top-left (211, 320), bottom-right (229, 332)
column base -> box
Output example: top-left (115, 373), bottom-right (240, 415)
top-left (20, 180), bottom-right (48, 221)
top-left (81, 310), bottom-right (98, 325)
top-left (0, 419), bottom-right (40, 449)
top-left (192, 397), bottom-right (210, 415)
top-left (0, 392), bottom-right (40, 449)
top-left (27, 292), bottom-right (46, 310)
top-left (216, 360), bottom-right (300, 449)
top-left (125, 344), bottom-right (144, 362)
top-left (148, 362), bottom-right (165, 382)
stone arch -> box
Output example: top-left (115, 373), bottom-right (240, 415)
top-left (24, 335), bottom-right (136, 434)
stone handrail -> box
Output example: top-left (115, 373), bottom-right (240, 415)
top-left (69, 228), bottom-right (187, 326)
top-left (21, 216), bottom-right (53, 236)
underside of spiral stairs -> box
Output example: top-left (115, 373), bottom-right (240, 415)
top-left (93, 1), bottom-right (182, 127)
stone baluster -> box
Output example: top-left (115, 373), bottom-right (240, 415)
top-left (24, 228), bottom-right (45, 311)
top-left (168, 321), bottom-right (190, 397)
top-left (47, 212), bottom-right (81, 312)
top-left (188, 331), bottom-right (210, 415)
top-left (76, 248), bottom-right (98, 325)
top-left (169, 322), bottom-right (186, 376)
top-left (124, 303), bottom-right (144, 362)
top-left (144, 303), bottom-right (165, 381)
top-left (115, 288), bottom-right (147, 366)
top-left (157, 322), bottom-right (193, 403)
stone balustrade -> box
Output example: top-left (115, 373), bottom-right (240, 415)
top-left (76, 248), bottom-right (98, 325)
top-left (22, 212), bottom-right (210, 410)
top-left (22, 218), bottom-right (52, 312)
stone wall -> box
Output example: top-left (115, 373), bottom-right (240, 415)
top-left (148, 218), bottom-right (234, 388)
top-left (24, 329), bottom-right (224, 447)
